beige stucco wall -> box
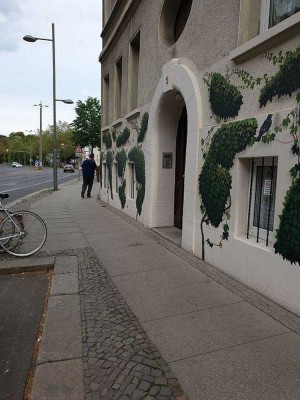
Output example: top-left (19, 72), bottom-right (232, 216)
top-left (100, 0), bottom-right (300, 316)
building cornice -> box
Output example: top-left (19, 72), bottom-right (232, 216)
top-left (99, 0), bottom-right (142, 63)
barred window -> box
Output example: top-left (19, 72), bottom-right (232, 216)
top-left (247, 157), bottom-right (278, 245)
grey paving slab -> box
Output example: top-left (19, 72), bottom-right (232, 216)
top-left (31, 358), bottom-right (84, 400)
top-left (142, 302), bottom-right (290, 362)
top-left (0, 256), bottom-right (54, 275)
top-left (46, 232), bottom-right (85, 241)
top-left (113, 264), bottom-right (211, 294)
top-left (93, 244), bottom-right (188, 276)
top-left (41, 237), bottom-right (88, 252)
top-left (81, 223), bottom-right (132, 235)
top-left (170, 332), bottom-right (300, 400)
top-left (43, 217), bottom-right (76, 225)
top-left (37, 294), bottom-right (82, 364)
top-left (54, 255), bottom-right (78, 274)
top-left (50, 272), bottom-right (78, 295)
top-left (47, 226), bottom-right (81, 234)
top-left (119, 281), bottom-right (242, 322)
top-left (83, 230), bottom-right (149, 243)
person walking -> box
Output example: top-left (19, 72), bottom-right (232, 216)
top-left (81, 153), bottom-right (97, 198)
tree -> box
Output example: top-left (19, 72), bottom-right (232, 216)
top-left (71, 97), bottom-right (101, 151)
top-left (44, 121), bottom-right (74, 165)
top-left (0, 135), bottom-right (8, 163)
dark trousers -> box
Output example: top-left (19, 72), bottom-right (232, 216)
top-left (81, 176), bottom-right (94, 197)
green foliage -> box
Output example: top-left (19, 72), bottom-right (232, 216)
top-left (116, 127), bottom-right (130, 148)
top-left (136, 183), bottom-right (145, 216)
top-left (199, 162), bottom-right (232, 227)
top-left (112, 128), bottom-right (117, 141)
top-left (106, 150), bottom-right (113, 200)
top-left (208, 119), bottom-right (258, 169)
top-left (102, 131), bottom-right (112, 149)
top-left (115, 148), bottom-right (127, 178)
top-left (259, 46), bottom-right (300, 107)
top-left (274, 176), bottom-right (300, 264)
top-left (128, 146), bottom-right (145, 186)
top-left (204, 72), bottom-right (243, 120)
top-left (71, 97), bottom-right (101, 150)
top-left (99, 152), bottom-right (103, 188)
top-left (118, 180), bottom-right (126, 209)
top-left (128, 146), bottom-right (145, 215)
top-left (137, 113), bottom-right (149, 143)
top-left (199, 118), bottom-right (257, 244)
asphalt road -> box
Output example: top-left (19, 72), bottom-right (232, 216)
top-left (0, 165), bottom-right (80, 205)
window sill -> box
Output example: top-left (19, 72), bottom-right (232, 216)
top-left (111, 118), bottom-right (123, 128)
top-left (230, 12), bottom-right (300, 63)
top-left (101, 125), bottom-right (110, 133)
top-left (235, 235), bottom-right (274, 252)
top-left (125, 108), bottom-right (140, 121)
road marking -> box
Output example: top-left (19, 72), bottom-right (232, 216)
top-left (0, 175), bottom-right (78, 192)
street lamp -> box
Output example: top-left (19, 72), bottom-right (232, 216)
top-left (25, 129), bottom-right (33, 166)
top-left (34, 102), bottom-right (48, 169)
top-left (23, 23), bottom-right (73, 190)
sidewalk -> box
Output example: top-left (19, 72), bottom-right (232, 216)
top-left (2, 180), bottom-right (300, 400)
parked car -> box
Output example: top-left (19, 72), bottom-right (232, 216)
top-left (63, 163), bottom-right (75, 173)
top-left (11, 162), bottom-right (22, 168)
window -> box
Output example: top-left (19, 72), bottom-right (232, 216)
top-left (114, 56), bottom-right (123, 120)
top-left (128, 31), bottom-right (140, 111)
top-left (235, 0), bottom-right (300, 49)
top-left (103, 74), bottom-right (110, 126)
top-left (103, 163), bottom-right (107, 189)
top-left (159, 0), bottom-right (193, 46)
top-left (127, 162), bottom-right (135, 199)
top-left (261, 0), bottom-right (300, 32)
top-left (247, 157), bottom-right (278, 245)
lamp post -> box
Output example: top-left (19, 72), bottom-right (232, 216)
top-left (23, 23), bottom-right (73, 190)
top-left (25, 129), bottom-right (33, 166)
top-left (34, 102), bottom-right (48, 169)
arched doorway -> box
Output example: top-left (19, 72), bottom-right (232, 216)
top-left (174, 106), bottom-right (187, 229)
top-left (144, 59), bottom-right (202, 252)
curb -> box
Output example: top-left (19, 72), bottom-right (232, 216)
top-left (0, 256), bottom-right (55, 276)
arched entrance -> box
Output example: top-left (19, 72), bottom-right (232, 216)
top-left (144, 59), bottom-right (202, 252)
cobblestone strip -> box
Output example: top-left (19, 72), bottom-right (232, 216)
top-left (99, 199), bottom-right (300, 336)
top-left (78, 248), bottom-right (187, 400)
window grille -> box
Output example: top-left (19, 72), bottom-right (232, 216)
top-left (247, 157), bottom-right (277, 246)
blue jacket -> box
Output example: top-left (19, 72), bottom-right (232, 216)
top-left (81, 159), bottom-right (97, 178)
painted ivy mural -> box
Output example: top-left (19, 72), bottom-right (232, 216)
top-left (102, 131), bottom-right (112, 149)
top-left (201, 45), bottom-right (300, 265)
top-left (115, 148), bottom-right (127, 208)
top-left (116, 127), bottom-right (130, 147)
top-left (106, 150), bottom-right (113, 200)
top-left (203, 72), bottom-right (243, 120)
top-left (199, 119), bottom-right (258, 261)
top-left (128, 146), bottom-right (145, 216)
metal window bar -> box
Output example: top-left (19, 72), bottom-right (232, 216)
top-left (247, 158), bottom-right (255, 239)
top-left (266, 157), bottom-right (275, 246)
top-left (256, 157), bottom-right (265, 243)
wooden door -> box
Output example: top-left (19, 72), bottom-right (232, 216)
top-left (174, 107), bottom-right (187, 229)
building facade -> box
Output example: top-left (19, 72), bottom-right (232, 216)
top-left (99, 0), bottom-right (300, 316)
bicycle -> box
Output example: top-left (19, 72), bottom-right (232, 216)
top-left (0, 193), bottom-right (47, 257)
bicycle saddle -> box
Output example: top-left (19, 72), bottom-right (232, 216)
top-left (0, 194), bottom-right (9, 199)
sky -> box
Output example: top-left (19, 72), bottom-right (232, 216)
top-left (0, 0), bottom-right (102, 136)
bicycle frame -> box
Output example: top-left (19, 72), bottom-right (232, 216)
top-left (0, 201), bottom-right (23, 243)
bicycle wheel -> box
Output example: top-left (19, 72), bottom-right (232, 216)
top-left (0, 211), bottom-right (47, 257)
top-left (0, 211), bottom-right (17, 252)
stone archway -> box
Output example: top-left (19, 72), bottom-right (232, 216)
top-left (144, 59), bottom-right (202, 252)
